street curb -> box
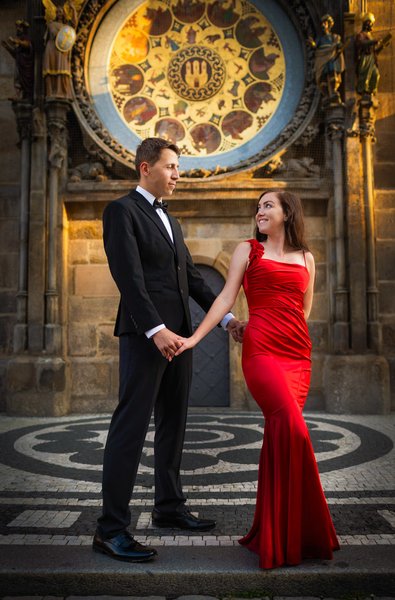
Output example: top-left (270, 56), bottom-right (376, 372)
top-left (1, 546), bottom-right (394, 597)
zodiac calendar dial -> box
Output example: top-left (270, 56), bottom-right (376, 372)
top-left (87, 0), bottom-right (306, 175)
top-left (108, 0), bottom-right (285, 158)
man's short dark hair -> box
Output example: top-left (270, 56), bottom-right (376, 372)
top-left (135, 138), bottom-right (180, 174)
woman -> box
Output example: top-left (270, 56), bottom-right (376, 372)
top-left (175, 190), bottom-right (339, 569)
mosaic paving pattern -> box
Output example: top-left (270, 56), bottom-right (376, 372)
top-left (0, 411), bottom-right (394, 547)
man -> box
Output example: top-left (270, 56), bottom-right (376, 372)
top-left (355, 12), bottom-right (392, 99)
top-left (309, 14), bottom-right (345, 103)
top-left (93, 137), bottom-right (238, 562)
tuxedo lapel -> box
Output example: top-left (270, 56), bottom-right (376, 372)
top-left (169, 214), bottom-right (185, 259)
top-left (131, 190), bottom-right (176, 252)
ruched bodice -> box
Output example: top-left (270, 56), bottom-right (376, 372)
top-left (243, 239), bottom-right (312, 361)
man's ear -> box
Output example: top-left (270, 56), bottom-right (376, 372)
top-left (140, 161), bottom-right (150, 176)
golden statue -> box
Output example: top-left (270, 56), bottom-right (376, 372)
top-left (355, 12), bottom-right (392, 99)
top-left (309, 14), bottom-right (345, 104)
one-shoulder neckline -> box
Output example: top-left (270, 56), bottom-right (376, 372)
top-left (260, 257), bottom-right (308, 270)
top-left (247, 239), bottom-right (308, 270)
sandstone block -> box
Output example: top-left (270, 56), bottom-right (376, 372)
top-left (0, 253), bottom-right (18, 288)
top-left (69, 296), bottom-right (118, 323)
top-left (70, 394), bottom-right (116, 414)
top-left (69, 220), bottom-right (102, 240)
top-left (323, 354), bottom-right (390, 414)
top-left (186, 238), bottom-right (222, 259)
top-left (37, 358), bottom-right (67, 392)
top-left (73, 265), bottom-right (118, 296)
top-left (71, 360), bottom-right (111, 396)
top-left (378, 282), bottom-right (395, 314)
top-left (0, 188), bottom-right (20, 218)
top-left (308, 238), bottom-right (326, 262)
top-left (68, 239), bottom-right (89, 265)
top-left (382, 323), bottom-right (395, 354)
top-left (377, 241), bottom-right (395, 279)
top-left (0, 219), bottom-right (19, 252)
top-left (376, 209), bottom-right (395, 239)
top-left (0, 290), bottom-right (17, 313)
top-left (314, 264), bottom-right (327, 293)
top-left (88, 240), bottom-right (106, 263)
top-left (375, 190), bottom-right (395, 209)
top-left (7, 357), bottom-right (36, 391)
top-left (308, 322), bottom-right (329, 352)
top-left (309, 293), bottom-right (328, 321)
top-left (7, 391), bottom-right (70, 416)
top-left (68, 323), bottom-right (97, 356)
top-left (305, 216), bottom-right (327, 238)
top-left (98, 324), bottom-right (118, 355)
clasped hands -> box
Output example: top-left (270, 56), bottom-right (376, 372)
top-left (152, 318), bottom-right (248, 361)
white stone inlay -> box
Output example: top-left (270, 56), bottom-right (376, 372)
top-left (7, 510), bottom-right (81, 528)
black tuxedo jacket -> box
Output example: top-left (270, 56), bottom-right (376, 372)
top-left (103, 189), bottom-right (217, 337)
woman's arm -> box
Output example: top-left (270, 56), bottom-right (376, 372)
top-left (175, 242), bottom-right (251, 355)
top-left (303, 251), bottom-right (315, 320)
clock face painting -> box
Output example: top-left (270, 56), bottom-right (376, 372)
top-left (88, 0), bottom-right (305, 175)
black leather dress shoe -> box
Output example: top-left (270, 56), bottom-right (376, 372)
top-left (92, 531), bottom-right (157, 562)
top-left (152, 508), bottom-right (216, 531)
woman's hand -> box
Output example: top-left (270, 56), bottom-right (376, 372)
top-left (174, 336), bottom-right (197, 357)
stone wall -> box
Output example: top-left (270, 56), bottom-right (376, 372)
top-left (370, 0), bottom-right (395, 409)
top-left (0, 1), bottom-right (25, 411)
top-left (64, 181), bottom-right (330, 412)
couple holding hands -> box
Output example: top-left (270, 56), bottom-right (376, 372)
top-left (93, 137), bottom-right (339, 570)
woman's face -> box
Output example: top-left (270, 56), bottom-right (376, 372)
top-left (256, 192), bottom-right (287, 235)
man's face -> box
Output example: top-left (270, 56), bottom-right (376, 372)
top-left (141, 148), bottom-right (180, 199)
top-left (363, 19), bottom-right (373, 32)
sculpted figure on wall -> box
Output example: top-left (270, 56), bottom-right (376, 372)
top-left (309, 14), bottom-right (345, 104)
top-left (355, 13), bottom-right (392, 100)
top-left (42, 0), bottom-right (82, 99)
top-left (1, 20), bottom-right (34, 101)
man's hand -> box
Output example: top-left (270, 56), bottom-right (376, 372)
top-left (152, 328), bottom-right (184, 361)
top-left (227, 318), bottom-right (248, 343)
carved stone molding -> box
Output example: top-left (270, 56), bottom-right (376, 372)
top-left (71, 0), bottom-right (318, 178)
top-left (45, 99), bottom-right (71, 170)
top-left (12, 101), bottom-right (33, 145)
top-left (358, 97), bottom-right (378, 142)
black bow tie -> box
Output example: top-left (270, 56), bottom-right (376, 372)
top-left (153, 199), bottom-right (168, 213)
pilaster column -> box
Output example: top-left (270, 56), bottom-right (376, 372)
top-left (325, 104), bottom-right (349, 352)
top-left (323, 12), bottom-right (389, 414)
top-left (359, 96), bottom-right (381, 351)
top-left (44, 98), bottom-right (70, 354)
top-left (12, 101), bottom-right (33, 352)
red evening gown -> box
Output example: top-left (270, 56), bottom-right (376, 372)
top-left (239, 239), bottom-right (339, 569)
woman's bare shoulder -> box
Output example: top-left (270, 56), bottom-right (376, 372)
top-left (304, 251), bottom-right (315, 268)
top-left (234, 240), bottom-right (253, 256)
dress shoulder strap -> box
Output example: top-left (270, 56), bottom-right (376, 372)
top-left (245, 238), bottom-right (264, 263)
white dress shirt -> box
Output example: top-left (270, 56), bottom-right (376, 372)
top-left (135, 186), bottom-right (234, 338)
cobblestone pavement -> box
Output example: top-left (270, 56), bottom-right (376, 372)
top-left (0, 409), bottom-right (394, 549)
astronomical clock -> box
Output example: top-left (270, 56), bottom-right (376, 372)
top-left (72, 0), bottom-right (316, 177)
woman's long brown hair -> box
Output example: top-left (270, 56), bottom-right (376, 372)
top-left (255, 190), bottom-right (309, 251)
